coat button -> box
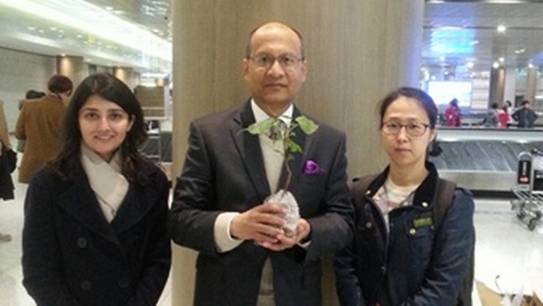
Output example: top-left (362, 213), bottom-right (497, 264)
top-left (118, 279), bottom-right (130, 288)
top-left (77, 238), bottom-right (88, 248)
top-left (365, 222), bottom-right (373, 229)
top-left (81, 280), bottom-right (92, 291)
top-left (409, 228), bottom-right (417, 235)
top-left (421, 201), bottom-right (429, 208)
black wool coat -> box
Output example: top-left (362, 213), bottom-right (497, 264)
top-left (22, 160), bottom-right (171, 306)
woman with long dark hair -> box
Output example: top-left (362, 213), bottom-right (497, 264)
top-left (22, 73), bottom-right (171, 305)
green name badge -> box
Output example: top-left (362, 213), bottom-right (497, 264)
top-left (413, 216), bottom-right (433, 228)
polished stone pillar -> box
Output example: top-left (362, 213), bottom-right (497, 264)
top-left (525, 66), bottom-right (538, 104)
top-left (56, 55), bottom-right (87, 89)
top-left (170, 1), bottom-right (425, 305)
top-left (113, 66), bottom-right (139, 90)
top-left (489, 65), bottom-right (505, 106)
top-left (503, 67), bottom-right (516, 105)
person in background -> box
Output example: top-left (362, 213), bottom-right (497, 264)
top-left (17, 90), bottom-right (48, 153)
top-left (334, 87), bottom-right (475, 306)
top-left (0, 98), bottom-right (15, 242)
top-left (482, 102), bottom-right (499, 127)
top-left (498, 104), bottom-right (510, 128)
top-left (22, 73), bottom-right (171, 305)
top-left (15, 75), bottom-right (72, 183)
top-left (443, 98), bottom-right (461, 127)
top-left (512, 100), bottom-right (539, 128)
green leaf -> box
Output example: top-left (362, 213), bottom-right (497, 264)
top-left (245, 118), bottom-right (275, 135)
top-left (287, 141), bottom-right (302, 153)
top-left (295, 116), bottom-right (319, 135)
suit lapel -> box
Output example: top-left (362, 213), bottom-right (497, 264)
top-left (56, 169), bottom-right (120, 245)
top-left (278, 106), bottom-right (311, 191)
top-left (230, 101), bottom-right (271, 202)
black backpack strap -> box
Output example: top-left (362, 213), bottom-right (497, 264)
top-left (433, 178), bottom-right (457, 229)
top-left (350, 175), bottom-right (377, 199)
top-left (433, 178), bottom-right (474, 306)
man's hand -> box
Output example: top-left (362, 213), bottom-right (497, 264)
top-left (230, 203), bottom-right (286, 244)
top-left (259, 218), bottom-right (311, 251)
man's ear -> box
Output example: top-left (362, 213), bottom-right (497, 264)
top-left (241, 58), bottom-right (249, 80)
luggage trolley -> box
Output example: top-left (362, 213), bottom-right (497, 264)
top-left (511, 150), bottom-right (543, 231)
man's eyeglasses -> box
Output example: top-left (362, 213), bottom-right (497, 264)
top-left (248, 53), bottom-right (303, 70)
top-left (381, 121), bottom-right (430, 137)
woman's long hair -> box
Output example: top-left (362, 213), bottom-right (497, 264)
top-left (50, 73), bottom-right (149, 184)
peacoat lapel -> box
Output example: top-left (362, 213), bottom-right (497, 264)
top-left (56, 166), bottom-right (120, 245)
top-left (110, 167), bottom-right (157, 235)
top-left (230, 101), bottom-right (272, 202)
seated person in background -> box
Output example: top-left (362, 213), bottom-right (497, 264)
top-left (512, 100), bottom-right (538, 128)
top-left (482, 102), bottom-right (499, 127)
top-left (498, 104), bottom-right (510, 128)
top-left (334, 87), bottom-right (475, 306)
top-left (444, 98), bottom-right (461, 127)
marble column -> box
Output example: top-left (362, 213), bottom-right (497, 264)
top-left (113, 66), bottom-right (139, 90)
top-left (489, 65), bottom-right (505, 107)
top-left (56, 55), bottom-right (87, 89)
top-left (503, 67), bottom-right (516, 105)
top-left (525, 65), bottom-right (538, 104)
top-left (170, 1), bottom-right (425, 305)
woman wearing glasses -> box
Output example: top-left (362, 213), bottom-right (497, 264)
top-left (334, 87), bottom-right (474, 306)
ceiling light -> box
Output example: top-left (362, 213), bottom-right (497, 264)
top-left (60, 53), bottom-right (66, 56)
top-left (49, 26), bottom-right (57, 31)
top-left (492, 62), bottom-right (500, 69)
top-left (0, 0), bottom-right (171, 62)
top-left (470, 40), bottom-right (479, 45)
top-left (113, 10), bottom-right (123, 15)
top-left (466, 62), bottom-right (474, 69)
top-left (439, 56), bottom-right (445, 62)
top-left (529, 63), bottom-right (534, 69)
top-left (27, 26), bottom-right (36, 31)
top-left (105, 6), bottom-right (113, 11)
top-left (515, 48), bottom-right (525, 54)
top-left (499, 57), bottom-right (504, 63)
top-left (497, 25), bottom-right (506, 33)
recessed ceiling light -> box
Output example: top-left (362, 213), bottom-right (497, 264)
top-left (497, 25), bottom-right (506, 33)
top-left (113, 10), bottom-right (123, 15)
top-left (27, 26), bottom-right (36, 31)
top-left (77, 34), bottom-right (83, 38)
top-left (499, 57), bottom-right (505, 63)
top-left (439, 56), bottom-right (445, 62)
top-left (492, 62), bottom-right (500, 69)
top-left (529, 63), bottom-right (534, 69)
top-left (105, 6), bottom-right (113, 11)
top-left (466, 62), bottom-right (474, 69)
top-left (470, 40), bottom-right (479, 45)
top-left (515, 48), bottom-right (526, 54)
top-left (38, 29), bottom-right (45, 33)
top-left (50, 26), bottom-right (57, 31)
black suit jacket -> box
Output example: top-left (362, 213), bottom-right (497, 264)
top-left (22, 160), bottom-right (171, 306)
top-left (169, 101), bottom-right (353, 306)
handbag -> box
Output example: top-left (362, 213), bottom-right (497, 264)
top-left (1, 148), bottom-right (17, 173)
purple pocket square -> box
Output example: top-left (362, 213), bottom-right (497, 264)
top-left (303, 160), bottom-right (322, 175)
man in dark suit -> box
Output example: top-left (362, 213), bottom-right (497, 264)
top-left (169, 22), bottom-right (353, 306)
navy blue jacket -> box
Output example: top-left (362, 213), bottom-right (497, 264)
top-left (22, 160), bottom-right (171, 306)
top-left (334, 163), bottom-right (474, 306)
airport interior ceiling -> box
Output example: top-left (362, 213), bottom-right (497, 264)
top-left (0, 1), bottom-right (542, 75)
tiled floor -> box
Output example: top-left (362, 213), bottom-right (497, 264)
top-left (1, 176), bottom-right (543, 305)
